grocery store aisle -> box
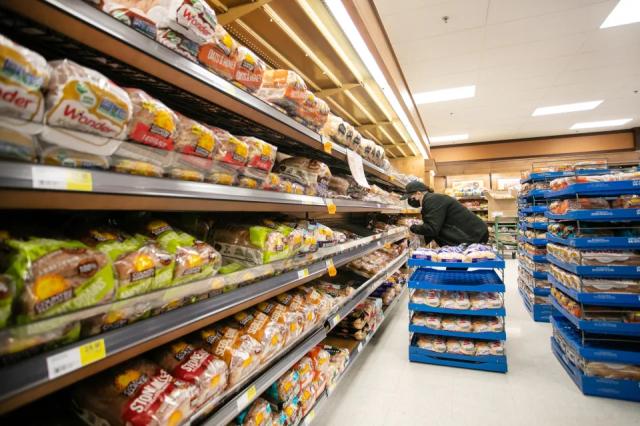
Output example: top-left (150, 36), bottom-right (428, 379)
top-left (315, 260), bottom-right (639, 426)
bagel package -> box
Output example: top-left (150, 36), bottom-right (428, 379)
top-left (152, 340), bottom-right (228, 408)
top-left (0, 34), bottom-right (50, 123)
top-left (73, 359), bottom-right (192, 426)
top-left (45, 60), bottom-right (132, 139)
top-left (125, 88), bottom-right (179, 150)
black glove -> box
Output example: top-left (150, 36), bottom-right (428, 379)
top-left (409, 224), bottom-right (423, 235)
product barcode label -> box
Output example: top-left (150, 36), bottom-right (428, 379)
top-left (46, 339), bottom-right (106, 379)
top-left (32, 167), bottom-right (93, 192)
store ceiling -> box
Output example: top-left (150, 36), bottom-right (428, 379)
top-left (374, 0), bottom-right (640, 146)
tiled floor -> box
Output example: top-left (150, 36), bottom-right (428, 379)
top-left (314, 260), bottom-right (640, 426)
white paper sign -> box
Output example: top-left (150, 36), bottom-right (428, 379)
top-left (346, 149), bottom-right (370, 189)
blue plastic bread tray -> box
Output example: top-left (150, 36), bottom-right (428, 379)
top-left (518, 287), bottom-right (552, 322)
top-left (409, 268), bottom-right (505, 292)
top-left (551, 294), bottom-right (640, 337)
top-left (521, 236), bottom-right (547, 246)
top-left (546, 233), bottom-right (640, 249)
top-left (546, 209), bottom-right (640, 221)
top-left (522, 222), bottom-right (548, 230)
top-left (520, 205), bottom-right (548, 214)
top-left (548, 273), bottom-right (640, 308)
top-left (551, 315), bottom-right (640, 364)
top-left (545, 180), bottom-right (640, 199)
top-left (409, 342), bottom-right (507, 373)
top-left (409, 303), bottom-right (506, 317)
top-left (547, 254), bottom-right (640, 278)
top-left (408, 257), bottom-right (505, 269)
top-left (551, 337), bottom-right (640, 402)
top-left (518, 262), bottom-right (548, 280)
top-left (408, 324), bottom-right (506, 341)
top-left (521, 171), bottom-right (575, 184)
top-left (520, 189), bottom-right (550, 200)
top-left (519, 250), bottom-right (548, 263)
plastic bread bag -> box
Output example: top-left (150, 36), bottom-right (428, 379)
top-left (446, 338), bottom-right (475, 356)
top-left (72, 358), bottom-right (193, 426)
top-left (276, 157), bottom-right (332, 197)
top-left (193, 322), bottom-right (262, 387)
top-left (174, 114), bottom-right (217, 158)
top-left (41, 143), bottom-right (110, 170)
top-left (210, 126), bottom-right (249, 167)
top-left (125, 88), bottom-right (178, 150)
top-left (0, 274), bottom-right (15, 328)
top-left (237, 171), bottom-right (266, 190)
top-left (111, 140), bottom-right (175, 177)
top-left (157, 28), bottom-right (199, 62)
top-left (0, 34), bottom-right (50, 123)
top-left (295, 91), bottom-right (329, 130)
top-left (256, 299), bottom-right (304, 344)
top-left (294, 356), bottom-right (315, 389)
top-left (211, 224), bottom-right (289, 265)
top-left (81, 299), bottom-right (152, 337)
top-left (266, 367), bottom-right (299, 404)
top-left (357, 137), bottom-right (375, 159)
top-left (275, 396), bottom-right (300, 426)
top-left (440, 291), bottom-right (470, 310)
top-left (475, 340), bottom-right (504, 356)
top-left (255, 69), bottom-right (307, 114)
top-left (4, 236), bottom-right (115, 324)
top-left (232, 309), bottom-right (286, 363)
top-left (97, 0), bottom-right (159, 39)
top-left (296, 285), bottom-right (334, 322)
top-left (152, 0), bottom-right (218, 45)
top-left (234, 397), bottom-right (273, 426)
top-left (312, 281), bottom-right (354, 301)
top-left (80, 227), bottom-right (174, 298)
top-left (198, 24), bottom-right (239, 81)
top-left (320, 113), bottom-right (350, 147)
top-left (261, 173), bottom-right (285, 192)
top-left (152, 339), bottom-right (228, 408)
top-left (612, 194), bottom-right (640, 209)
top-left (410, 289), bottom-right (428, 305)
top-left (308, 345), bottom-right (331, 376)
top-left (583, 361), bottom-right (640, 381)
top-left (206, 160), bottom-right (239, 186)
top-left (415, 335), bottom-right (446, 353)
top-left (276, 291), bottom-right (316, 330)
top-left (471, 317), bottom-right (503, 333)
top-left (261, 220), bottom-right (304, 257)
top-left (240, 136), bottom-right (277, 173)
top-left (470, 292), bottom-right (502, 309)
top-left (233, 46), bottom-right (265, 92)
top-left (441, 316), bottom-right (472, 332)
top-left (45, 60), bottom-right (132, 139)
top-left (298, 381), bottom-right (319, 417)
top-left (168, 152), bottom-right (216, 182)
top-left (0, 126), bottom-right (39, 163)
top-left (141, 219), bottom-right (221, 285)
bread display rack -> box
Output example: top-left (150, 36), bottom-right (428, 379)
top-left (406, 255), bottom-right (508, 373)
top-left (545, 170), bottom-right (640, 402)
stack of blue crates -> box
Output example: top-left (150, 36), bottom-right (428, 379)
top-left (545, 168), bottom-right (640, 402)
top-left (407, 256), bottom-right (508, 373)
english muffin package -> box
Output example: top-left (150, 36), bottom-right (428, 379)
top-left (194, 322), bottom-right (262, 386)
top-left (232, 309), bottom-right (286, 363)
top-left (125, 88), bottom-right (179, 150)
top-left (152, 340), bottom-right (228, 408)
top-left (45, 60), bottom-right (132, 139)
top-left (0, 34), bottom-right (50, 123)
top-left (73, 358), bottom-right (193, 426)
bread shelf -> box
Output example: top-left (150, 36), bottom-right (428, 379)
top-left (0, 162), bottom-right (401, 213)
top-left (545, 180), bottom-right (640, 199)
top-left (547, 254), bottom-right (640, 278)
top-left (546, 233), bottom-right (640, 249)
top-left (0, 227), bottom-right (407, 414)
top-left (518, 287), bottom-right (552, 323)
top-left (409, 269), bottom-right (505, 292)
top-left (1, 0), bottom-right (403, 191)
top-left (407, 257), bottom-right (506, 269)
top-left (408, 325), bottom-right (506, 341)
top-left (548, 274), bottom-right (640, 308)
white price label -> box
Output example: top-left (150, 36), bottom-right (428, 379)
top-left (33, 167), bottom-right (93, 192)
top-left (297, 268), bottom-right (310, 279)
top-left (47, 339), bottom-right (106, 379)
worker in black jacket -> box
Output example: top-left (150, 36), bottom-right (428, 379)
top-left (403, 181), bottom-right (489, 246)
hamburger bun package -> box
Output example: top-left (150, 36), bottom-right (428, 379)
top-left (0, 34), bottom-right (50, 128)
top-left (73, 358), bottom-right (193, 426)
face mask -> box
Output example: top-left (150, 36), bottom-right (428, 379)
top-left (408, 197), bottom-right (421, 208)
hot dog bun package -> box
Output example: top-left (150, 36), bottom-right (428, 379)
top-left (152, 340), bottom-right (228, 408)
top-left (194, 322), bottom-right (262, 387)
top-left (73, 359), bottom-right (192, 426)
top-left (0, 35), bottom-right (50, 128)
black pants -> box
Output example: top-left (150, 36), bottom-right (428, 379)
top-left (479, 230), bottom-right (489, 244)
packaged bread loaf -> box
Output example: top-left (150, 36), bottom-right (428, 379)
top-left (255, 70), bottom-right (307, 114)
top-left (155, 0), bottom-right (218, 45)
top-left (4, 237), bottom-right (115, 323)
top-left (0, 126), bottom-right (39, 162)
top-left (320, 114), bottom-right (350, 147)
top-left (152, 340), bottom-right (228, 408)
top-left (96, 0), bottom-right (159, 39)
top-left (73, 359), bottom-right (192, 426)
top-left (240, 136), bottom-right (276, 173)
top-left (45, 60), bottom-right (132, 139)
top-left (194, 322), bottom-right (262, 386)
top-left (125, 88), bottom-right (178, 150)
top-left (198, 25), bottom-right (239, 81)
top-left (295, 92), bottom-right (329, 130)
top-left (276, 291), bottom-right (316, 330)
top-left (256, 299), bottom-right (304, 344)
top-left (210, 127), bottom-right (248, 167)
top-left (416, 335), bottom-right (446, 352)
top-left (233, 46), bottom-right (265, 92)
top-left (0, 34), bottom-right (50, 124)
top-left (276, 157), bottom-right (332, 197)
top-left (266, 367), bottom-right (300, 404)
top-left (446, 338), bottom-right (475, 355)
top-left (234, 397), bottom-right (273, 426)
top-left (42, 144), bottom-right (110, 170)
top-left (168, 153), bottom-right (211, 182)
top-left (157, 28), bottom-right (199, 61)
top-left (212, 224), bottom-right (289, 265)
top-left (174, 114), bottom-right (217, 158)
top-left (232, 309), bottom-right (285, 362)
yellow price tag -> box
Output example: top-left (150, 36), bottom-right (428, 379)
top-left (323, 140), bottom-right (333, 154)
top-left (66, 170), bottom-right (93, 191)
top-left (326, 258), bottom-right (337, 277)
top-left (333, 314), bottom-right (341, 325)
top-left (326, 199), bottom-right (337, 215)
top-left (79, 339), bottom-right (106, 366)
top-left (246, 385), bottom-right (257, 400)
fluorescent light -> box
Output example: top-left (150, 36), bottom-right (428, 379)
top-left (325, 0), bottom-right (429, 158)
top-left (570, 118), bottom-right (632, 130)
top-left (430, 134), bottom-right (469, 143)
top-left (532, 100), bottom-right (603, 116)
top-left (601, 0), bottom-right (640, 28)
top-left (414, 85), bottom-right (476, 104)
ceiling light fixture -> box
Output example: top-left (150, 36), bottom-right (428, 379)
top-left (601, 0), bottom-right (640, 28)
top-left (414, 85), bottom-right (476, 105)
top-left (325, 0), bottom-right (429, 158)
top-left (430, 133), bottom-right (469, 143)
top-left (570, 118), bottom-right (633, 130)
top-left (532, 100), bottom-right (603, 116)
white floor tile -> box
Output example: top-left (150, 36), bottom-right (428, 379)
top-left (313, 260), bottom-right (640, 426)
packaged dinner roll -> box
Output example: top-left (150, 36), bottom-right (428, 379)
top-left (154, 0), bottom-right (218, 45)
top-left (198, 25), bottom-right (239, 81)
top-left (0, 34), bottom-right (50, 123)
top-left (152, 340), bottom-right (228, 408)
top-left (194, 322), bottom-right (262, 386)
top-left (45, 60), bottom-right (132, 139)
top-left (233, 46), bottom-right (265, 92)
top-left (73, 359), bottom-right (192, 426)
top-left (232, 309), bottom-right (286, 363)
top-left (125, 88), bottom-right (178, 150)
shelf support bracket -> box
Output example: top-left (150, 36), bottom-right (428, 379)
top-left (315, 83), bottom-right (361, 97)
top-left (357, 121), bottom-right (393, 131)
top-left (217, 0), bottom-right (274, 26)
